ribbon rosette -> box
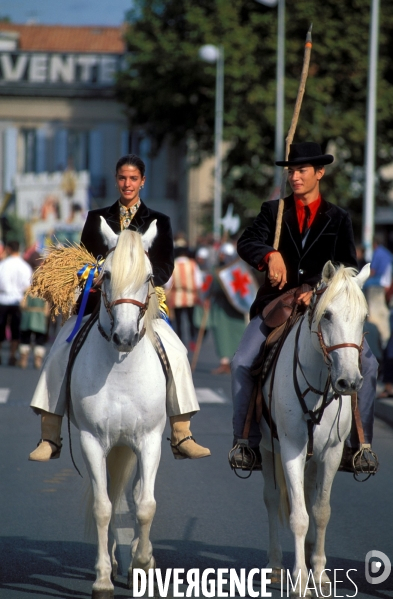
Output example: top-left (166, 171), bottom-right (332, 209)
top-left (66, 259), bottom-right (103, 343)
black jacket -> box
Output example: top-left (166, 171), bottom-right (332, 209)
top-left (237, 194), bottom-right (358, 318)
top-left (80, 200), bottom-right (174, 314)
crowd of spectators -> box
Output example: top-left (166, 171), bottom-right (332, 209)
top-left (0, 241), bottom-right (48, 368)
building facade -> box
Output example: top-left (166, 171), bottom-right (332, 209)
top-left (0, 22), bottom-right (189, 243)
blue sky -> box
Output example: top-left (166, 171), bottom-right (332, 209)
top-left (1, 0), bottom-right (133, 26)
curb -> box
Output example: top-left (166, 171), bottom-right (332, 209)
top-left (374, 397), bottom-right (393, 427)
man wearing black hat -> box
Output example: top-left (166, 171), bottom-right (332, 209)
top-left (230, 142), bottom-right (378, 474)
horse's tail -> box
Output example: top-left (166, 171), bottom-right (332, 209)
top-left (84, 446), bottom-right (137, 541)
top-left (275, 454), bottom-right (290, 526)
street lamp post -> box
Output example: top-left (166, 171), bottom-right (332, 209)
top-left (199, 44), bottom-right (224, 241)
top-left (363, 0), bottom-right (380, 261)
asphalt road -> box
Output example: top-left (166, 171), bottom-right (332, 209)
top-left (0, 332), bottom-right (393, 599)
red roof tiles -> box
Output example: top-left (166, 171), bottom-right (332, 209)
top-left (0, 22), bottom-right (126, 53)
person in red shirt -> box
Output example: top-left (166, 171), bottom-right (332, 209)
top-left (230, 142), bottom-right (378, 474)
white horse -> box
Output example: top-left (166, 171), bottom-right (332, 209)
top-left (260, 261), bottom-right (370, 597)
top-left (70, 218), bottom-right (165, 599)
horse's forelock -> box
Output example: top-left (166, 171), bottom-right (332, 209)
top-left (108, 230), bottom-right (159, 340)
top-left (313, 265), bottom-right (368, 327)
top-left (110, 229), bottom-right (146, 298)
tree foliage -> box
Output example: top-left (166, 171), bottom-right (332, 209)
top-left (116, 0), bottom-right (393, 236)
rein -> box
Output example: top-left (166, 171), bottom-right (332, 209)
top-left (293, 316), bottom-right (339, 459)
top-left (294, 285), bottom-right (364, 459)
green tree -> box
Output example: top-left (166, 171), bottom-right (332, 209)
top-left (117, 0), bottom-right (393, 236)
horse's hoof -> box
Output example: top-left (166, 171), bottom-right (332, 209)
top-left (269, 567), bottom-right (285, 584)
top-left (317, 582), bottom-right (332, 598)
top-left (128, 557), bottom-right (156, 589)
top-left (91, 590), bottom-right (114, 599)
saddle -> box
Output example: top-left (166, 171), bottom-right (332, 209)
top-left (262, 284), bottom-right (313, 329)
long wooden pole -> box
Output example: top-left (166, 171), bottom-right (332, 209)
top-left (273, 24), bottom-right (313, 250)
top-left (191, 304), bottom-right (210, 372)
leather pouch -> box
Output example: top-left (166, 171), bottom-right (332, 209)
top-left (262, 284), bottom-right (312, 328)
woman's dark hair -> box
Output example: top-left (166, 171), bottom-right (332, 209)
top-left (115, 154), bottom-right (146, 177)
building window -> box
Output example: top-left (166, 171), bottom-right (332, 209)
top-left (67, 130), bottom-right (89, 171)
top-left (22, 129), bottom-right (37, 173)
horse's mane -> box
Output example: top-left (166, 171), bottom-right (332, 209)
top-left (313, 265), bottom-right (368, 327)
top-left (109, 229), bottom-right (159, 341)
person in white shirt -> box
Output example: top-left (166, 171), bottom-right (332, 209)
top-left (0, 240), bottom-right (32, 365)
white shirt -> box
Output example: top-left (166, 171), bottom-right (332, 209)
top-left (0, 255), bottom-right (33, 305)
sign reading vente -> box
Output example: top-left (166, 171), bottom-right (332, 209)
top-left (0, 52), bottom-right (122, 86)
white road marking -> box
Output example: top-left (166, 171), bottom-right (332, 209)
top-left (195, 387), bottom-right (227, 404)
top-left (0, 388), bottom-right (10, 404)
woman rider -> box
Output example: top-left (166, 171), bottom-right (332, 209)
top-left (29, 154), bottom-right (210, 462)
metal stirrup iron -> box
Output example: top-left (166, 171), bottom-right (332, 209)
top-left (228, 439), bottom-right (257, 479)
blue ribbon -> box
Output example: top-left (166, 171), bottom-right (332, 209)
top-left (66, 264), bottom-right (98, 343)
top-left (159, 308), bottom-right (172, 328)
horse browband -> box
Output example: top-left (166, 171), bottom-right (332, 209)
top-left (97, 245), bottom-right (153, 342)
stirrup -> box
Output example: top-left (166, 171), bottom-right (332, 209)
top-left (37, 438), bottom-right (63, 459)
top-left (228, 439), bottom-right (257, 479)
top-left (167, 435), bottom-right (195, 460)
top-left (353, 443), bottom-right (379, 482)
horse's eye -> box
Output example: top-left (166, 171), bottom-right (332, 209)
top-left (103, 271), bottom-right (111, 281)
top-left (323, 310), bottom-right (332, 321)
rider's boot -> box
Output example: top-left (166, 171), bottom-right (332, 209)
top-left (229, 439), bottom-right (262, 471)
top-left (169, 414), bottom-right (211, 459)
top-left (29, 411), bottom-right (63, 461)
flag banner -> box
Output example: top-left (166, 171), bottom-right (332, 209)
top-left (217, 259), bottom-right (259, 314)
top-left (198, 272), bottom-right (214, 303)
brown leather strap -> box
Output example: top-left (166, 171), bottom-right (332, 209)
top-left (325, 342), bottom-right (363, 353)
top-left (110, 298), bottom-right (147, 309)
top-left (351, 393), bottom-right (366, 445)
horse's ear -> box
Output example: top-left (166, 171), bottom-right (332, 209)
top-left (322, 261), bottom-right (336, 283)
top-left (355, 263), bottom-right (371, 289)
top-left (99, 216), bottom-right (118, 249)
top-left (142, 220), bottom-right (157, 251)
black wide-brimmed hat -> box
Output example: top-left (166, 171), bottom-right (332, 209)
top-left (275, 142), bottom-right (334, 167)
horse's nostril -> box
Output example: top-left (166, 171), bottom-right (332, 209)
top-left (337, 378), bottom-right (349, 390)
top-left (113, 333), bottom-right (121, 345)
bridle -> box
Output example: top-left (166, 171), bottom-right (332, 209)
top-left (293, 283), bottom-right (365, 459)
top-left (96, 247), bottom-right (155, 344)
top-left (308, 285), bottom-right (365, 368)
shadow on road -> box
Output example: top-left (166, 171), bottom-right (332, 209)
top-left (1, 536), bottom-right (389, 599)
